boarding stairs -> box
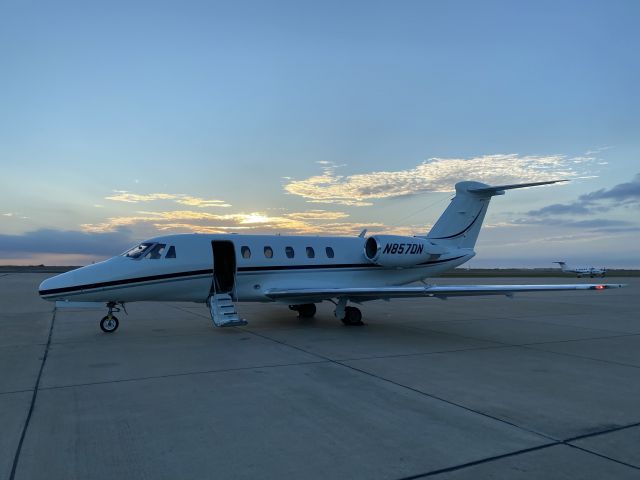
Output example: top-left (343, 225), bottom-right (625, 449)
top-left (208, 293), bottom-right (247, 327)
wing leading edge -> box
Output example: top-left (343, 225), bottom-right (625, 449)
top-left (264, 283), bottom-right (625, 303)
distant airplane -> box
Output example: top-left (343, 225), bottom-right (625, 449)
top-left (39, 180), bottom-right (624, 333)
top-left (553, 261), bottom-right (606, 278)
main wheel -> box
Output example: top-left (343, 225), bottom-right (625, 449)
top-left (289, 303), bottom-right (317, 318)
top-left (341, 306), bottom-right (363, 326)
top-left (298, 303), bottom-right (316, 318)
top-left (100, 315), bottom-right (119, 333)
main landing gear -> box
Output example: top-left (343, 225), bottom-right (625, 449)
top-left (289, 303), bottom-right (317, 318)
top-left (100, 302), bottom-right (124, 333)
top-left (341, 306), bottom-right (363, 326)
top-left (334, 298), bottom-right (364, 326)
top-left (289, 302), bottom-right (363, 326)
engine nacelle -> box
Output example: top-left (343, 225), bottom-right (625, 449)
top-left (364, 235), bottom-right (446, 267)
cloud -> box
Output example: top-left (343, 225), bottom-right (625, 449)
top-left (106, 191), bottom-right (231, 208)
top-left (527, 202), bottom-right (601, 216)
top-left (579, 173), bottom-right (640, 204)
top-left (527, 173), bottom-right (640, 217)
top-left (0, 228), bottom-right (135, 256)
top-left (515, 217), bottom-right (632, 229)
top-left (81, 207), bottom-right (420, 238)
top-left (284, 154), bottom-right (581, 205)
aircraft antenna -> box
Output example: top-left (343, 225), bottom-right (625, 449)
top-left (387, 192), bottom-right (452, 228)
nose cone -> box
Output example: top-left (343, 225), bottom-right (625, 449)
top-left (39, 270), bottom-right (78, 301)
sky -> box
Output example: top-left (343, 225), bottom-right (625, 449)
top-left (1, 0), bottom-right (639, 267)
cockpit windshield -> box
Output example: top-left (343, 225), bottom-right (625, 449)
top-left (144, 243), bottom-right (166, 259)
top-left (123, 243), bottom-right (154, 259)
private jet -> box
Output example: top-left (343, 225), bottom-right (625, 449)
top-left (39, 180), bottom-right (624, 333)
top-left (553, 261), bottom-right (607, 278)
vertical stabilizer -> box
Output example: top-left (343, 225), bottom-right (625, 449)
top-left (424, 181), bottom-right (494, 249)
top-left (553, 261), bottom-right (568, 272)
top-left (423, 179), bottom-right (564, 249)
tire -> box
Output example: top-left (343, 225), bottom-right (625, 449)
top-left (290, 303), bottom-right (317, 318)
top-left (100, 315), bottom-right (119, 333)
top-left (298, 303), bottom-right (317, 318)
top-left (342, 306), bottom-right (363, 326)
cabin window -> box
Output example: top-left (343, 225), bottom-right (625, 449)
top-left (325, 247), bottom-right (334, 258)
top-left (123, 242), bottom-right (153, 259)
top-left (264, 246), bottom-right (273, 258)
top-left (285, 246), bottom-right (295, 258)
top-left (306, 247), bottom-right (315, 258)
top-left (165, 246), bottom-right (176, 259)
top-left (145, 243), bottom-right (166, 259)
top-left (241, 246), bottom-right (251, 259)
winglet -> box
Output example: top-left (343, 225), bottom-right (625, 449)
top-left (468, 179), bottom-right (568, 196)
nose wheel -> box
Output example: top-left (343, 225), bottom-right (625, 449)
top-left (100, 302), bottom-right (124, 333)
top-left (100, 315), bottom-right (119, 333)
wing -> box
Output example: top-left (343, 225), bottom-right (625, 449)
top-left (264, 283), bottom-right (625, 303)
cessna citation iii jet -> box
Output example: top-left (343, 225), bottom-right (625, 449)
top-left (39, 180), bottom-right (624, 333)
top-left (553, 261), bottom-right (606, 278)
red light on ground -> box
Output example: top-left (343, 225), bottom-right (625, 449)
top-left (595, 285), bottom-right (605, 290)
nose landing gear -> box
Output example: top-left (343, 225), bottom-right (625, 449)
top-left (100, 302), bottom-right (124, 333)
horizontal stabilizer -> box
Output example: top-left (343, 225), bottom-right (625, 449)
top-left (468, 179), bottom-right (567, 196)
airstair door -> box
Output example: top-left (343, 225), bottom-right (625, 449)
top-left (211, 240), bottom-right (237, 297)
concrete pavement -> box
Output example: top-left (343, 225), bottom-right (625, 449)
top-left (1, 274), bottom-right (638, 479)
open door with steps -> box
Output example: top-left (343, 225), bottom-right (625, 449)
top-left (209, 241), bottom-right (247, 327)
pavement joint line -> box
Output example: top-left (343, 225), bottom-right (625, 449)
top-left (402, 324), bottom-right (640, 365)
top-left (48, 331), bottom-right (224, 346)
top-left (335, 359), bottom-right (557, 441)
top-left (411, 322), bottom-right (632, 349)
top-left (240, 326), bottom-right (558, 443)
top-left (0, 388), bottom-right (35, 396)
top-left (440, 310), bottom-right (638, 334)
top-left (564, 421), bottom-right (640, 443)
top-left (516, 332), bottom-right (640, 347)
top-left (0, 343), bottom-right (48, 349)
top-left (393, 442), bottom-right (560, 479)
top-left (9, 307), bottom-right (56, 480)
top-left (565, 442), bottom-right (640, 471)
top-left (333, 344), bottom-right (517, 363)
top-left (519, 344), bottom-right (640, 370)
top-left (399, 420), bottom-right (640, 479)
top-left (167, 303), bottom-right (210, 319)
top-left (36, 359), bottom-right (330, 391)
top-left (498, 314), bottom-right (637, 334)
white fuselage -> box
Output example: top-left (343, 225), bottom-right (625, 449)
top-left (39, 234), bottom-right (474, 304)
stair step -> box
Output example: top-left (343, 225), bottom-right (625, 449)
top-left (208, 294), bottom-right (247, 327)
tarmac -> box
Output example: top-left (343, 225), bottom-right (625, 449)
top-left (1, 273), bottom-right (639, 479)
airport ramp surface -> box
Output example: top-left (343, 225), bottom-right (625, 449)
top-left (2, 273), bottom-right (639, 479)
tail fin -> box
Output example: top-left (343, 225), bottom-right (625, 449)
top-left (553, 261), bottom-right (568, 271)
top-left (423, 180), bottom-right (565, 249)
